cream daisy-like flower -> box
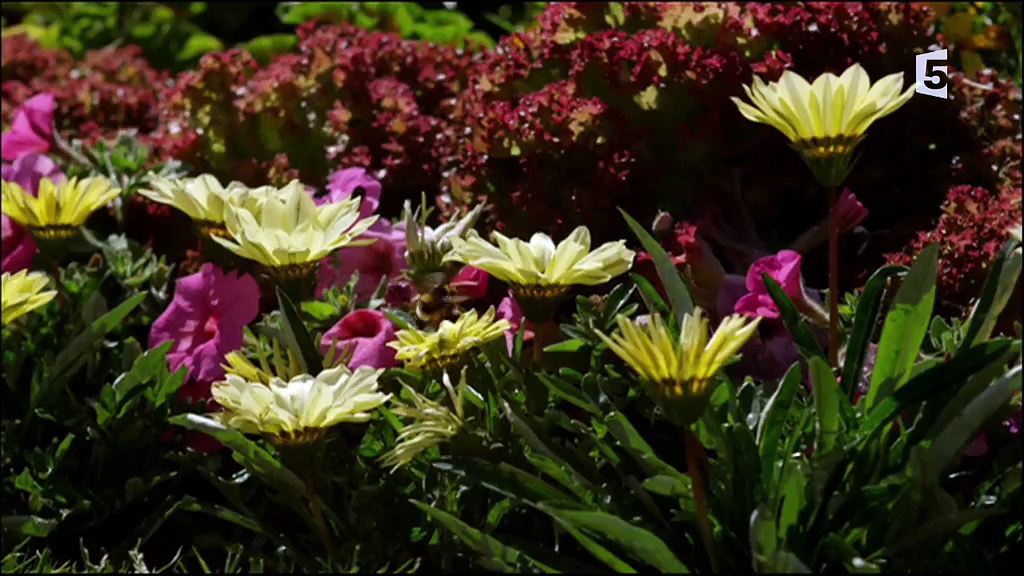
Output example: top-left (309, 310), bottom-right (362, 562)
top-left (596, 308), bottom-right (760, 426)
top-left (211, 364), bottom-right (391, 446)
top-left (731, 63), bottom-right (915, 187)
top-left (211, 179), bottom-right (378, 278)
top-left (139, 174), bottom-right (279, 238)
top-left (443, 225), bottom-right (635, 321)
top-left (1, 176), bottom-right (120, 240)
top-left (389, 307), bottom-right (510, 373)
top-left (2, 270), bottom-right (57, 325)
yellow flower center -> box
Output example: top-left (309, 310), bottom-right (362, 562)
top-left (30, 225), bottom-right (79, 241)
top-left (269, 427), bottom-right (328, 446)
top-left (269, 261), bottom-right (319, 282)
top-left (420, 351), bottom-right (468, 374)
top-left (792, 135), bottom-right (862, 160)
top-left (196, 220), bottom-right (230, 238)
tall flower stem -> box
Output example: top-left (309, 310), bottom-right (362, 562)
top-left (305, 472), bottom-right (333, 557)
top-left (827, 186), bottom-right (840, 368)
top-left (685, 429), bottom-right (719, 573)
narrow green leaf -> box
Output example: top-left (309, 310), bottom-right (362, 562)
top-left (840, 265), bottom-right (906, 398)
top-left (757, 363), bottom-right (802, 489)
top-left (537, 372), bottom-right (601, 416)
top-left (865, 243), bottom-right (939, 409)
top-left (605, 412), bottom-right (688, 481)
top-left (642, 474), bottom-right (692, 498)
top-left (411, 500), bottom-right (555, 573)
top-left (543, 339), bottom-right (587, 353)
top-left (545, 513), bottom-right (636, 572)
top-left (619, 208), bottom-right (694, 323)
top-left (503, 401), bottom-right (596, 490)
top-left (928, 364), bottom-right (1022, 474)
top-left (276, 286), bottom-right (323, 376)
top-left (750, 505), bottom-right (778, 566)
top-left (630, 272), bottom-right (670, 317)
top-left (961, 239), bottom-right (1022, 349)
top-left (762, 275), bottom-right (826, 359)
top-left (809, 357), bottom-right (842, 455)
top-left (169, 414), bottom-right (305, 497)
top-left (541, 507), bottom-right (689, 573)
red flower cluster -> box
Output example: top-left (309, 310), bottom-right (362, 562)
top-left (1, 33), bottom-right (165, 145)
top-left (888, 183), bottom-right (1021, 316)
top-left (153, 22), bottom-right (474, 215)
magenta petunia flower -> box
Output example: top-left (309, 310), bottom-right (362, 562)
top-left (149, 263), bottom-right (260, 382)
top-left (1, 153), bottom-right (64, 272)
top-left (451, 265), bottom-right (489, 300)
top-left (836, 188), bottom-right (869, 233)
top-left (317, 218), bottom-right (408, 302)
top-left (1, 93), bottom-right (56, 161)
top-left (320, 308), bottom-right (398, 369)
top-left (734, 250), bottom-right (806, 319)
top-left (317, 166), bottom-right (382, 220)
top-left (497, 291), bottom-right (535, 355)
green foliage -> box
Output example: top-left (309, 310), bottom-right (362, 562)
top-left (5, 2), bottom-right (222, 71)
top-left (276, 2), bottom-right (494, 48)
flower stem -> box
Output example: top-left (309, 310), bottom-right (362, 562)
top-left (305, 473), bottom-right (333, 557)
top-left (685, 429), bottom-right (719, 573)
top-left (827, 186), bottom-right (840, 368)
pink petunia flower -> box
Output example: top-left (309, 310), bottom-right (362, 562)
top-left (1, 93), bottom-right (56, 161)
top-left (316, 218), bottom-right (408, 302)
top-left (451, 265), bottom-right (489, 300)
top-left (149, 263), bottom-right (260, 382)
top-left (1, 153), bottom-right (65, 272)
top-left (316, 167), bottom-right (382, 220)
top-left (498, 291), bottom-right (535, 355)
top-left (734, 250), bottom-right (806, 320)
top-left (320, 308), bottom-right (398, 369)
top-left (836, 188), bottom-right (869, 233)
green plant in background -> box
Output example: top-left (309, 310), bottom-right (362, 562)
top-left (276, 2), bottom-right (494, 48)
top-left (2, 2), bottom-right (222, 71)
top-left (929, 2), bottom-right (1023, 84)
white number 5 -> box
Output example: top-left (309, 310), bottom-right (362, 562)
top-left (915, 49), bottom-right (949, 99)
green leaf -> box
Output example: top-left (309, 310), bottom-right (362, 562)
top-left (762, 275), bottom-right (826, 359)
top-left (605, 412), bottom-right (688, 480)
top-left (242, 33), bottom-right (297, 65)
top-left (411, 500), bottom-right (555, 572)
top-left (858, 339), bottom-right (1012, 443)
top-left (276, 286), bottom-right (323, 376)
top-left (927, 364), bottom-right (1022, 474)
top-left (749, 505), bottom-right (778, 566)
top-left (544, 339), bottom-right (587, 353)
top-left (619, 208), bottom-right (694, 323)
top-left (177, 33), bottom-right (222, 62)
top-left (961, 239), bottom-right (1022, 349)
top-left (544, 513), bottom-right (636, 572)
top-left (865, 243), bottom-right (939, 410)
top-left (757, 363), bottom-right (802, 489)
top-left (642, 474), bottom-right (692, 498)
top-left (540, 506), bottom-right (690, 573)
top-left (35, 292), bottom-right (147, 409)
top-left (630, 272), bottom-right (670, 317)
top-left (169, 414), bottom-right (305, 498)
top-left (537, 372), bottom-right (601, 417)
top-left (840, 265), bottom-right (906, 398)
top-left (808, 356), bottom-right (842, 455)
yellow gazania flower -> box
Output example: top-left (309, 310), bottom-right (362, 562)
top-left (596, 309), bottom-right (760, 426)
top-left (731, 63), bottom-right (915, 187)
top-left (139, 174), bottom-right (279, 238)
top-left (381, 369), bottom-right (467, 471)
top-left (1, 177), bottom-right (120, 240)
top-left (223, 338), bottom-right (351, 386)
top-left (389, 307), bottom-right (510, 373)
top-left (444, 225), bottom-right (635, 320)
top-left (1, 270), bottom-right (57, 325)
top-left (211, 364), bottom-right (391, 446)
top-left (211, 180), bottom-right (378, 277)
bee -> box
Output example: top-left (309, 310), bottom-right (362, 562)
top-left (412, 271), bottom-right (476, 327)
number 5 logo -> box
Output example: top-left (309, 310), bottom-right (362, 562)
top-left (915, 49), bottom-right (949, 99)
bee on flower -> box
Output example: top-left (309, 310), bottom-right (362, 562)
top-left (444, 225), bottom-right (635, 322)
top-left (595, 308), bottom-right (760, 427)
top-left (1, 270), bottom-right (57, 325)
top-left (1, 176), bottom-right (119, 241)
top-left (389, 307), bottom-right (510, 373)
top-left (403, 199), bottom-right (486, 290)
